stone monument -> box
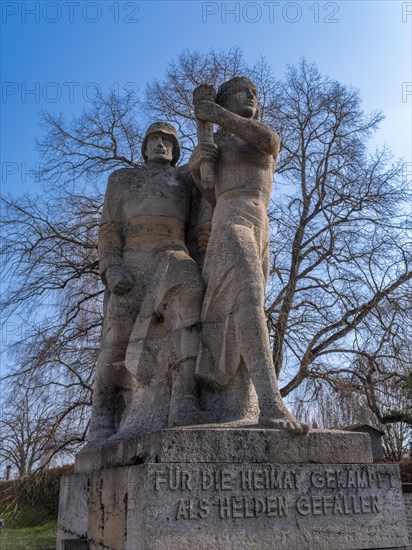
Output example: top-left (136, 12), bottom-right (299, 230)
top-left (57, 79), bottom-right (409, 550)
top-left (87, 121), bottom-right (215, 440)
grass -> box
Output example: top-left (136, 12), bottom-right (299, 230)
top-left (0, 465), bottom-right (73, 549)
top-left (0, 520), bottom-right (57, 550)
top-left (0, 507), bottom-right (56, 550)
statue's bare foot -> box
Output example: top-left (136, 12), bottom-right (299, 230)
top-left (259, 416), bottom-right (309, 434)
top-left (82, 426), bottom-right (116, 451)
top-left (86, 414), bottom-right (117, 448)
top-left (171, 409), bottom-right (216, 427)
top-left (259, 403), bottom-right (309, 435)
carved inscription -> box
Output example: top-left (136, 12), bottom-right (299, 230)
top-left (296, 495), bottom-right (380, 516)
top-left (218, 496), bottom-right (288, 519)
top-left (150, 465), bottom-right (395, 522)
top-left (176, 498), bottom-right (209, 520)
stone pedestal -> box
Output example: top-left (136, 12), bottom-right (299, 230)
top-left (57, 428), bottom-right (409, 550)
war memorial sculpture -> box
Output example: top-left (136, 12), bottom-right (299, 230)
top-left (57, 77), bottom-right (409, 549)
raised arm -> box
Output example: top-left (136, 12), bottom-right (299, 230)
top-left (195, 99), bottom-right (280, 158)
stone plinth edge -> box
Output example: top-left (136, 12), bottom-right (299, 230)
top-left (75, 427), bottom-right (373, 474)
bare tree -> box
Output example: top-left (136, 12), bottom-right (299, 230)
top-left (294, 364), bottom-right (411, 462)
top-left (1, 189), bottom-right (100, 453)
top-left (379, 366), bottom-right (412, 460)
top-left (143, 52), bottom-right (412, 399)
top-left (37, 90), bottom-right (143, 183)
top-left (145, 47), bottom-right (248, 154)
top-left (266, 62), bottom-right (411, 396)
top-left (1, 49), bottom-right (411, 457)
top-left (0, 384), bottom-right (87, 477)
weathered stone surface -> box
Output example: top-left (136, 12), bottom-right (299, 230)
top-left (129, 462), bottom-right (408, 550)
top-left (88, 467), bottom-right (128, 549)
top-left (56, 473), bottom-right (89, 549)
top-left (88, 122), bottom-right (217, 446)
top-left (60, 541), bottom-right (89, 550)
top-left (59, 82), bottom-right (409, 550)
top-left (58, 459), bottom-right (409, 550)
top-left (75, 427), bottom-right (373, 474)
top-left (189, 78), bottom-right (306, 432)
top-left (88, 78), bottom-right (309, 447)
top-left (403, 485), bottom-right (412, 547)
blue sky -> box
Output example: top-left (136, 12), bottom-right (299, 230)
top-left (0, 0), bottom-right (411, 389)
top-left (1, 0), bottom-right (411, 195)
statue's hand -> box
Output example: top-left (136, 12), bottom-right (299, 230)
top-left (194, 99), bottom-right (217, 123)
top-left (105, 265), bottom-right (133, 295)
top-left (193, 84), bottom-right (216, 106)
top-left (198, 142), bottom-right (219, 164)
top-left (193, 85), bottom-right (216, 122)
top-left (196, 222), bottom-right (212, 253)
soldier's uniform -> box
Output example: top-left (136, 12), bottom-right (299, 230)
top-left (89, 123), bottom-right (212, 442)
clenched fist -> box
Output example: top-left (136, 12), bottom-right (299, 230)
top-left (105, 265), bottom-right (133, 295)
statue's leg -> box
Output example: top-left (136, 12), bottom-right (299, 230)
top-left (237, 304), bottom-right (308, 434)
top-left (88, 348), bottom-right (131, 442)
top-left (168, 357), bottom-right (214, 427)
top-left (88, 292), bottom-right (137, 443)
top-left (165, 256), bottom-right (215, 427)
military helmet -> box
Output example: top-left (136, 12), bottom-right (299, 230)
top-left (141, 122), bottom-right (180, 166)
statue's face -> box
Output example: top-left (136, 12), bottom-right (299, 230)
top-left (145, 133), bottom-right (174, 165)
top-left (226, 86), bottom-right (258, 118)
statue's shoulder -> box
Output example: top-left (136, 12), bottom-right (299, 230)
top-left (176, 163), bottom-right (195, 187)
top-left (107, 166), bottom-right (139, 184)
top-left (176, 163), bottom-right (190, 177)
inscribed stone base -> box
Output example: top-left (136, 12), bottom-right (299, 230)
top-left (57, 428), bottom-right (409, 550)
